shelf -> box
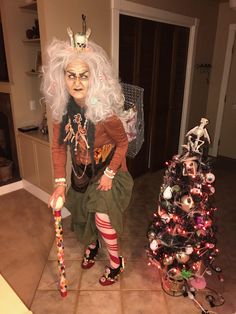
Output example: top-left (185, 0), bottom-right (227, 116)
top-left (20, 2), bottom-right (37, 11)
top-left (26, 71), bottom-right (42, 77)
top-left (22, 38), bottom-right (40, 44)
top-left (18, 129), bottom-right (49, 145)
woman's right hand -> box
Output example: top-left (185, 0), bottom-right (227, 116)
top-left (48, 185), bottom-right (66, 209)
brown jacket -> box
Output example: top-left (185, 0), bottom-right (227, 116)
top-left (52, 115), bottom-right (128, 178)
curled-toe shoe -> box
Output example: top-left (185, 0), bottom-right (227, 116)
top-left (81, 239), bottom-right (100, 269)
top-left (99, 256), bottom-right (124, 286)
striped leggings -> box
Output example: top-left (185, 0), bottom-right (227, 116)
top-left (95, 213), bottom-right (120, 268)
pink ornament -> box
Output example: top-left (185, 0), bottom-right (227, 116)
top-left (189, 277), bottom-right (206, 289)
top-left (209, 186), bottom-right (215, 195)
top-left (191, 188), bottom-right (201, 195)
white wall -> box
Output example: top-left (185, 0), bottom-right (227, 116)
top-left (206, 2), bottom-right (236, 140)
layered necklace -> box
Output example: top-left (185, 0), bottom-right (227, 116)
top-left (64, 112), bottom-right (89, 152)
top-left (64, 112), bottom-right (90, 179)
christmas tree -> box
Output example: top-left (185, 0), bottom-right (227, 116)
top-left (147, 118), bottom-right (222, 298)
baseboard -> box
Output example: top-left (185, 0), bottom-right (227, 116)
top-left (22, 179), bottom-right (50, 204)
top-left (0, 180), bottom-right (23, 196)
top-left (0, 179), bottom-right (70, 218)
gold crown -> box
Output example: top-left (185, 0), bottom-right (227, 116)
top-left (67, 14), bottom-right (91, 52)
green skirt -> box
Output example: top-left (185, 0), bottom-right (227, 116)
top-left (64, 170), bottom-right (133, 246)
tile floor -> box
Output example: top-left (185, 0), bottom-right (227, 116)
top-left (28, 157), bottom-right (236, 314)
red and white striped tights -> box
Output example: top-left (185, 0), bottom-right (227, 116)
top-left (95, 213), bottom-right (120, 269)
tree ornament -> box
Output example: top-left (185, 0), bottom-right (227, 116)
top-left (209, 186), bottom-right (215, 195)
top-left (176, 195), bottom-right (194, 213)
top-left (182, 158), bottom-right (198, 177)
top-left (160, 213), bottom-right (172, 224)
top-left (194, 215), bottom-right (205, 229)
top-left (190, 188), bottom-right (201, 195)
top-left (148, 231), bottom-right (157, 241)
top-left (185, 245), bottom-right (194, 255)
top-left (171, 185), bottom-right (181, 192)
top-left (189, 277), bottom-right (206, 290)
top-left (175, 251), bottom-right (190, 264)
top-left (184, 118), bottom-right (210, 154)
top-left (205, 172), bottom-right (215, 183)
top-left (163, 186), bottom-right (172, 199)
top-left (206, 243), bottom-right (215, 249)
top-left (204, 219), bottom-right (212, 228)
top-left (150, 239), bottom-right (159, 251)
top-left (163, 255), bottom-right (174, 265)
top-left (181, 269), bottom-right (192, 279)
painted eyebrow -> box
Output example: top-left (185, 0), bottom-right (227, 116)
top-left (66, 70), bottom-right (89, 76)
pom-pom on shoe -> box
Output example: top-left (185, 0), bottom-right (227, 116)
top-left (99, 256), bottom-right (124, 286)
top-left (81, 239), bottom-right (100, 269)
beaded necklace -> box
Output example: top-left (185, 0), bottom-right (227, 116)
top-left (64, 112), bottom-right (90, 179)
top-left (64, 113), bottom-right (89, 151)
top-left (60, 97), bottom-right (95, 180)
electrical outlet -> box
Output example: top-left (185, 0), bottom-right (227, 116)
top-left (29, 100), bottom-right (36, 111)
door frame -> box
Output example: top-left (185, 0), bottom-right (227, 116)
top-left (211, 24), bottom-right (236, 157)
top-left (111, 0), bottom-right (199, 153)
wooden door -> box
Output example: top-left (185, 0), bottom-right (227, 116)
top-left (119, 15), bottom-right (189, 177)
top-left (218, 36), bottom-right (236, 159)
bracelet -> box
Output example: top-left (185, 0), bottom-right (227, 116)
top-left (54, 182), bottom-right (67, 188)
top-left (55, 177), bottom-right (66, 183)
top-left (104, 167), bottom-right (116, 179)
top-left (104, 169), bottom-right (115, 179)
top-left (105, 167), bottom-right (115, 175)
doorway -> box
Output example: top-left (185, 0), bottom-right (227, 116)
top-left (119, 14), bottom-right (189, 177)
top-left (213, 24), bottom-right (236, 159)
top-left (218, 33), bottom-right (236, 159)
top-left (0, 93), bottom-right (21, 186)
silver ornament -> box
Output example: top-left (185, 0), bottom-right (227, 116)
top-left (150, 239), bottom-right (159, 251)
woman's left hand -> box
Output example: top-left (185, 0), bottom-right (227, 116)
top-left (97, 174), bottom-right (113, 191)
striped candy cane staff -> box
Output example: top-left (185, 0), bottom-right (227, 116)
top-left (51, 196), bottom-right (67, 297)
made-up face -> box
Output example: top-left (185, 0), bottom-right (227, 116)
top-left (65, 59), bottom-right (90, 105)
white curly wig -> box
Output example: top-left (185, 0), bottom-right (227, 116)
top-left (41, 38), bottom-right (125, 123)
